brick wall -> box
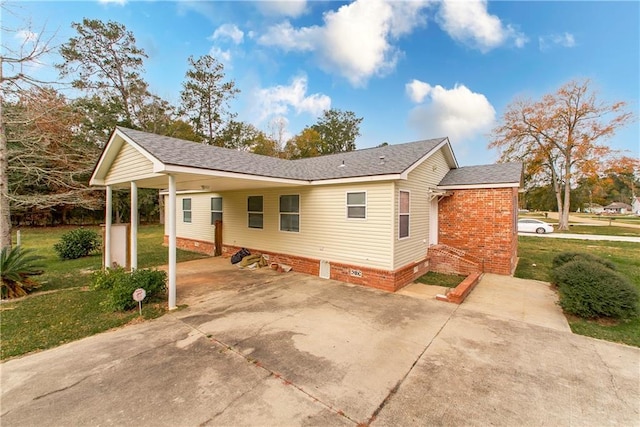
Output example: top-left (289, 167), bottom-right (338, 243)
top-left (223, 244), bottom-right (429, 292)
top-left (163, 235), bottom-right (215, 255)
top-left (438, 187), bottom-right (518, 275)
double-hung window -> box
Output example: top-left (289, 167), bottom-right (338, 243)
top-left (347, 192), bottom-right (366, 219)
top-left (247, 196), bottom-right (263, 229)
top-left (399, 191), bottom-right (410, 239)
top-left (182, 198), bottom-right (192, 223)
top-left (280, 195), bottom-right (299, 232)
top-left (210, 197), bottom-right (222, 224)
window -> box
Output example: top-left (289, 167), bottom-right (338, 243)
top-left (247, 196), bottom-right (263, 229)
top-left (182, 198), bottom-right (192, 223)
top-left (399, 191), bottom-right (410, 239)
top-left (347, 192), bottom-right (366, 219)
top-left (211, 197), bottom-right (222, 225)
top-left (280, 195), bottom-right (299, 232)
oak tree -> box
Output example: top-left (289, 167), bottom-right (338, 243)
top-left (490, 79), bottom-right (633, 230)
top-left (311, 108), bottom-right (363, 155)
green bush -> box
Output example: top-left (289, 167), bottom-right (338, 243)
top-left (92, 267), bottom-right (167, 311)
top-left (551, 251), bottom-right (616, 270)
top-left (551, 260), bottom-right (639, 319)
top-left (1, 246), bottom-right (44, 299)
top-left (53, 228), bottom-right (100, 260)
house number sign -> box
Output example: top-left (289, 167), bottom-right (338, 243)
top-left (133, 288), bottom-right (146, 315)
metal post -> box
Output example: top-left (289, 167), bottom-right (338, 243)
top-left (130, 181), bottom-right (138, 270)
top-left (105, 185), bottom-right (112, 269)
top-left (168, 175), bottom-right (177, 310)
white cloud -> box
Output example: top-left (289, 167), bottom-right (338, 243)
top-left (437, 0), bottom-right (526, 52)
top-left (256, 0), bottom-right (307, 18)
top-left (98, 0), bottom-right (127, 5)
top-left (14, 30), bottom-right (38, 43)
top-left (258, 0), bottom-right (430, 87)
top-left (539, 32), bottom-right (576, 51)
top-left (407, 80), bottom-right (496, 143)
top-left (251, 75), bottom-right (331, 124)
top-left (211, 24), bottom-right (244, 45)
top-left (209, 46), bottom-right (232, 66)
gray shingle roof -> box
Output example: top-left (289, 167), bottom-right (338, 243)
top-left (117, 127), bottom-right (447, 181)
top-left (438, 162), bottom-right (523, 187)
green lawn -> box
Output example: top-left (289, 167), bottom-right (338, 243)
top-left (416, 271), bottom-right (465, 288)
top-left (516, 236), bottom-right (640, 347)
top-left (1, 224), bottom-right (208, 360)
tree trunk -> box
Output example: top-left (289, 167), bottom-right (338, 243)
top-left (159, 191), bottom-right (165, 225)
top-left (559, 163), bottom-right (572, 230)
top-left (0, 97), bottom-right (12, 249)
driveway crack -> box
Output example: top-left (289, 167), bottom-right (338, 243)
top-left (32, 375), bottom-right (90, 401)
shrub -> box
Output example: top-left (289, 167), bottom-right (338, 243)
top-left (1, 246), bottom-right (44, 299)
top-left (551, 260), bottom-right (639, 319)
top-left (54, 228), bottom-right (100, 260)
top-left (92, 267), bottom-right (167, 311)
top-left (551, 251), bottom-right (616, 271)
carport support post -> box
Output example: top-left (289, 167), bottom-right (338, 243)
top-left (130, 181), bottom-right (138, 270)
top-left (105, 185), bottom-right (112, 269)
top-left (168, 175), bottom-right (177, 310)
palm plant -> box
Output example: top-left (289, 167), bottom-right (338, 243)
top-left (1, 246), bottom-right (44, 299)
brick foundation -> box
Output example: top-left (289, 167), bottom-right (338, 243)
top-left (163, 236), bottom-right (215, 255)
top-left (223, 244), bottom-right (429, 292)
top-left (438, 187), bottom-right (518, 275)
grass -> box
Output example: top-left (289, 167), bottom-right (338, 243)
top-left (556, 225), bottom-right (640, 237)
top-left (516, 236), bottom-right (640, 347)
top-left (416, 271), bottom-right (466, 288)
top-left (1, 224), bottom-right (208, 360)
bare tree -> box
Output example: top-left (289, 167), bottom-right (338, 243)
top-left (1, 6), bottom-right (57, 248)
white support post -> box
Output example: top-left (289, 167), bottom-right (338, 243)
top-left (105, 185), bottom-right (112, 269)
top-left (130, 181), bottom-right (138, 270)
top-left (168, 175), bottom-right (177, 310)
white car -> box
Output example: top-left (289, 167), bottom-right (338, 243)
top-left (518, 218), bottom-right (554, 234)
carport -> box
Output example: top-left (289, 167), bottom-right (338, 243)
top-left (90, 127), bottom-right (308, 309)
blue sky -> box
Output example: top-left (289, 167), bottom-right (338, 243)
top-left (3, 0), bottom-right (639, 166)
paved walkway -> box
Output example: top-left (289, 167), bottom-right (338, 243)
top-left (1, 259), bottom-right (638, 426)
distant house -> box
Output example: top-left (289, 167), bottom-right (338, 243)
top-left (583, 203), bottom-right (604, 214)
top-left (603, 202), bottom-right (633, 214)
top-left (90, 127), bottom-right (522, 308)
top-left (632, 197), bottom-right (640, 215)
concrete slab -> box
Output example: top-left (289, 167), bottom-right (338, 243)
top-left (2, 260), bottom-right (637, 426)
top-left (459, 273), bottom-right (571, 332)
top-left (397, 282), bottom-right (449, 300)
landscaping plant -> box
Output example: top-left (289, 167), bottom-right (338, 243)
top-left (53, 228), bottom-right (100, 260)
top-left (0, 246), bottom-right (44, 299)
top-left (92, 267), bottom-right (167, 311)
top-left (551, 253), bottom-right (639, 320)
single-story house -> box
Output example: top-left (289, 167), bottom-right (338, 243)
top-left (90, 127), bottom-right (523, 308)
top-left (583, 203), bottom-right (604, 214)
top-left (603, 202), bottom-right (633, 214)
top-left (632, 197), bottom-right (640, 215)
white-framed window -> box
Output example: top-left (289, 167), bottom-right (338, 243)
top-left (247, 196), bottom-right (263, 229)
top-left (399, 190), bottom-right (410, 239)
top-left (211, 197), bottom-right (222, 225)
top-left (280, 194), bottom-right (299, 232)
top-left (347, 191), bottom-right (366, 219)
top-left (182, 198), bottom-right (192, 223)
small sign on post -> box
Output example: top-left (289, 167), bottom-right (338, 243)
top-left (132, 288), bottom-right (146, 316)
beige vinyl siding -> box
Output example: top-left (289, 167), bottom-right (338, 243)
top-left (219, 182), bottom-right (395, 270)
top-left (393, 148), bottom-right (451, 269)
top-left (164, 193), bottom-right (220, 243)
top-left (104, 143), bottom-right (161, 185)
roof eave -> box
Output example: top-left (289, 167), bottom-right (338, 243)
top-left (438, 182), bottom-right (521, 190)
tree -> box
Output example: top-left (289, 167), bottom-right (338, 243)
top-left (250, 133), bottom-right (279, 157)
top-left (4, 87), bottom-right (101, 223)
top-left (180, 55), bottom-right (239, 145)
top-left (284, 127), bottom-right (322, 159)
top-left (311, 108), bottom-right (363, 155)
top-left (57, 19), bottom-right (149, 127)
top-left (1, 8), bottom-right (57, 248)
top-left (214, 120), bottom-right (261, 151)
top-left (490, 80), bottom-right (633, 230)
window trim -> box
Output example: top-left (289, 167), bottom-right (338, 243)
top-left (279, 194), bottom-right (300, 233)
top-left (346, 191), bottom-right (367, 220)
top-left (247, 195), bottom-right (263, 229)
top-left (210, 197), bottom-right (222, 225)
top-left (399, 190), bottom-right (410, 239)
top-left (182, 198), bottom-right (192, 224)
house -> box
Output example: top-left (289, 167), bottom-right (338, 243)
top-left (583, 203), bottom-right (604, 214)
top-left (632, 197), bottom-right (640, 215)
top-left (603, 202), bottom-right (633, 214)
top-left (90, 127), bottom-right (523, 308)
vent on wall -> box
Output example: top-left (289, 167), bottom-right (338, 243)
top-left (319, 260), bottom-right (330, 279)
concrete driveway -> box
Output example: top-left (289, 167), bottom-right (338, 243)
top-left (1, 259), bottom-right (639, 426)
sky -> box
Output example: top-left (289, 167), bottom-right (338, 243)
top-left (2, 0), bottom-right (639, 166)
